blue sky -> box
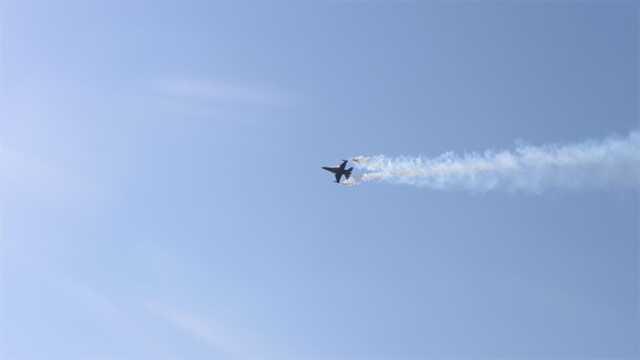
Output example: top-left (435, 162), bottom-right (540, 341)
top-left (1, 1), bottom-right (639, 359)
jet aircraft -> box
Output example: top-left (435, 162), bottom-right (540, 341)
top-left (322, 160), bottom-right (353, 183)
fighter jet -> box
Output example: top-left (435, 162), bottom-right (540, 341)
top-left (322, 160), bottom-right (353, 183)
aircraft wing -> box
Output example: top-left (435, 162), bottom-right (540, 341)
top-left (335, 173), bottom-right (342, 183)
top-left (339, 160), bottom-right (348, 170)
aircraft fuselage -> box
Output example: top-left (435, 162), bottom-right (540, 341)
top-left (322, 160), bottom-right (353, 183)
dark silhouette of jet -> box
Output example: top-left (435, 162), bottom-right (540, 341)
top-left (322, 160), bottom-right (353, 183)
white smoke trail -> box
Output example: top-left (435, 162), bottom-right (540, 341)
top-left (349, 132), bottom-right (640, 192)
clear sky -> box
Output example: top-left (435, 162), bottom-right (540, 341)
top-left (1, 1), bottom-right (639, 359)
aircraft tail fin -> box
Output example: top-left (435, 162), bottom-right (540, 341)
top-left (344, 167), bottom-right (353, 180)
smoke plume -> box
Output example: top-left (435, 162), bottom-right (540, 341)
top-left (349, 132), bottom-right (640, 192)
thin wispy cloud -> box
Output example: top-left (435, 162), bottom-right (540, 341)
top-left (52, 275), bottom-right (121, 321)
top-left (0, 144), bottom-right (98, 204)
top-left (154, 78), bottom-right (293, 107)
top-left (0, 145), bottom-right (64, 196)
top-left (145, 302), bottom-right (259, 359)
top-left (37, 274), bottom-right (185, 359)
